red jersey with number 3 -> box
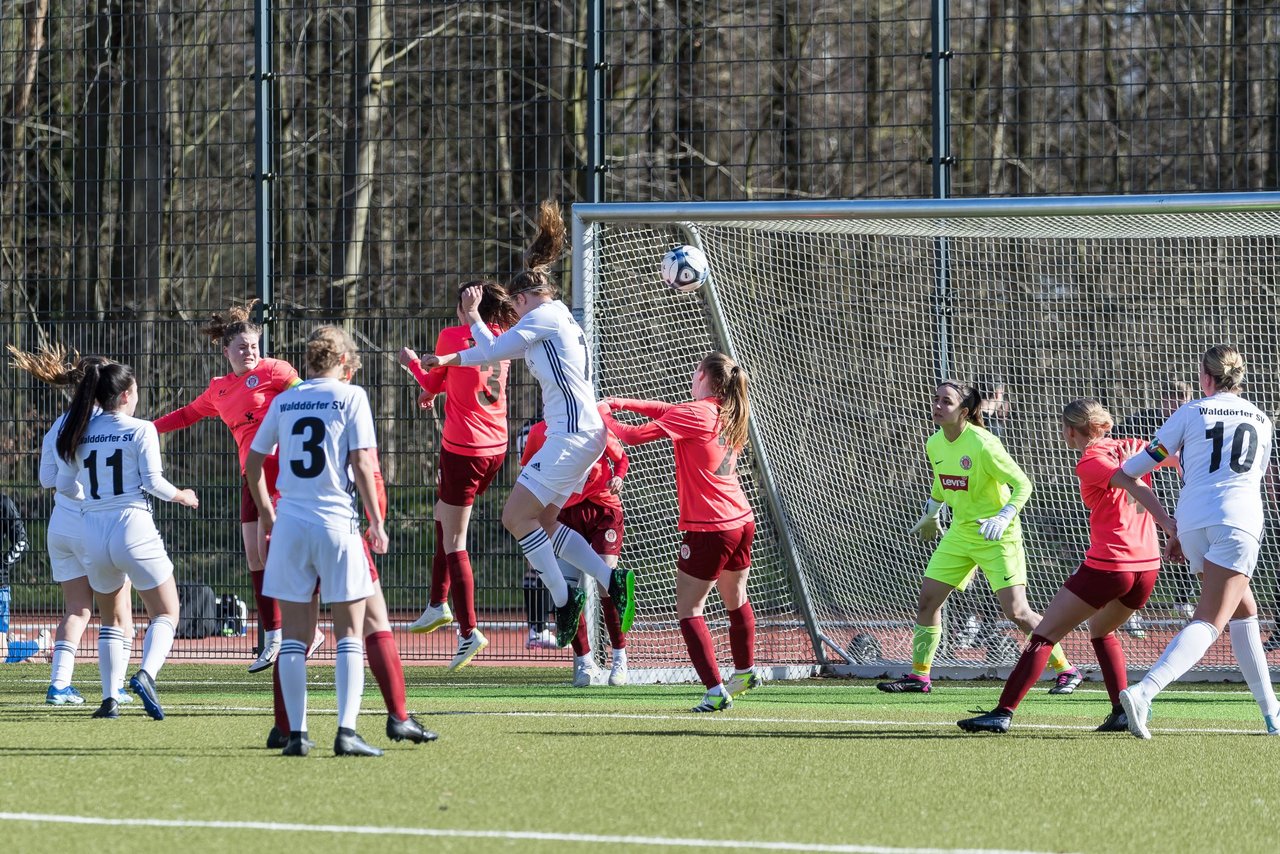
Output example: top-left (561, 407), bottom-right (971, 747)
top-left (521, 420), bottom-right (625, 511)
top-left (415, 325), bottom-right (509, 457)
top-left (656, 399), bottom-right (753, 532)
top-left (1076, 437), bottom-right (1160, 572)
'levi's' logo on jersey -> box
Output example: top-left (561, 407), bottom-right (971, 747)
top-left (939, 475), bottom-right (969, 491)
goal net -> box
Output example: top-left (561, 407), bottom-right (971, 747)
top-left (575, 194), bottom-right (1280, 679)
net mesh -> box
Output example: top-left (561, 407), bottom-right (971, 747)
top-left (581, 203), bottom-right (1280, 674)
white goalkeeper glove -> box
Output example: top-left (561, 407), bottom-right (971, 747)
top-left (909, 499), bottom-right (946, 541)
top-left (977, 504), bottom-right (1017, 541)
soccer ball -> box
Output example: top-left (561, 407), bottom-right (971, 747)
top-left (659, 244), bottom-right (710, 292)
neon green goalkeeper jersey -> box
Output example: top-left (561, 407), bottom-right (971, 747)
top-left (926, 424), bottom-right (1033, 540)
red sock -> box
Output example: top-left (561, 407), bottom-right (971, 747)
top-left (1092, 633), bottom-right (1128, 709)
top-left (679, 616), bottom-right (721, 689)
top-left (429, 522), bottom-right (450, 606)
top-left (446, 551), bottom-right (476, 636)
top-left (996, 634), bottom-right (1055, 713)
top-left (366, 629), bottom-right (408, 720)
top-left (601, 597), bottom-right (626, 649)
top-left (571, 612), bottom-right (590, 656)
top-left (251, 570), bottom-right (281, 632)
top-left (728, 602), bottom-right (755, 670)
top-left (271, 660), bottom-right (289, 733)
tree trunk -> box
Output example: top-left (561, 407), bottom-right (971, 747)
top-left (73, 0), bottom-right (120, 318)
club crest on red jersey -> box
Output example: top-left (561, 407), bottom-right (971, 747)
top-left (245, 374), bottom-right (260, 389)
top-left (679, 543), bottom-right (691, 560)
top-left (960, 455), bottom-right (972, 470)
top-left (939, 474), bottom-right (969, 491)
top-left (604, 529), bottom-right (618, 544)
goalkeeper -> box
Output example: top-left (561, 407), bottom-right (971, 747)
top-left (877, 380), bottom-right (1080, 694)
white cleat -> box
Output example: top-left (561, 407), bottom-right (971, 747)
top-left (573, 658), bottom-right (604, 688)
top-left (248, 636), bottom-right (281, 673)
top-left (308, 627), bottom-right (325, 658)
top-left (448, 628), bottom-right (488, 671)
top-left (608, 659), bottom-right (629, 686)
top-left (1119, 687), bottom-right (1152, 740)
top-left (408, 602), bottom-right (453, 634)
top-left (525, 628), bottom-right (558, 650)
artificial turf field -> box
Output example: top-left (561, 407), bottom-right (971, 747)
top-left (1, 664), bottom-right (1276, 853)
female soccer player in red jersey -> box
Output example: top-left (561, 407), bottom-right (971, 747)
top-left (399, 282), bottom-right (517, 670)
top-left (152, 301), bottom-right (309, 673)
top-left (521, 418), bottom-right (631, 686)
top-left (601, 352), bottom-right (758, 712)
top-left (958, 399), bottom-right (1178, 733)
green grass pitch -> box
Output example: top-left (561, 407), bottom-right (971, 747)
top-left (1, 664), bottom-right (1277, 853)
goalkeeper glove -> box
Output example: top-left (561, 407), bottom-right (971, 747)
top-left (909, 499), bottom-right (946, 541)
top-left (977, 504), bottom-right (1017, 541)
top-left (2, 539), bottom-right (26, 568)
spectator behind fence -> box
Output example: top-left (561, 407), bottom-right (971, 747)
top-left (1, 491), bottom-right (47, 664)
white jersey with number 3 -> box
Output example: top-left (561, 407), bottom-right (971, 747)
top-left (1147, 392), bottom-right (1272, 537)
top-left (250, 376), bottom-right (378, 532)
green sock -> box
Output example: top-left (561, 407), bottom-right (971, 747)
top-left (1048, 642), bottom-right (1072, 673)
top-left (912, 624), bottom-right (941, 677)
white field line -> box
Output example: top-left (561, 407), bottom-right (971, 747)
top-left (0, 811), bottom-right (1069, 854)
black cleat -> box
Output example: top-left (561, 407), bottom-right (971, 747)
top-left (554, 587), bottom-right (587, 648)
top-left (91, 698), bottom-right (120, 719)
top-left (266, 726), bottom-right (288, 749)
top-left (386, 713), bottom-right (438, 744)
top-left (607, 567), bottom-right (637, 634)
top-left (876, 675), bottom-right (931, 694)
top-left (129, 670), bottom-right (164, 720)
top-left (282, 731), bottom-right (311, 756)
top-left (957, 709), bottom-right (1012, 733)
top-left (334, 728), bottom-right (384, 757)
top-left (1095, 709), bottom-right (1129, 732)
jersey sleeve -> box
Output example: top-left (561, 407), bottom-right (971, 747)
top-left (153, 385), bottom-right (219, 434)
top-left (611, 398), bottom-right (676, 419)
top-left (249, 400), bottom-right (281, 456)
top-left (655, 402), bottom-right (715, 442)
top-left (983, 435), bottom-right (1033, 510)
top-left (605, 433), bottom-right (629, 479)
top-left (1147, 406), bottom-right (1187, 462)
top-left (1076, 453), bottom-right (1118, 492)
top-left (137, 423), bottom-right (179, 502)
top-left (345, 388), bottom-right (378, 451)
top-left (457, 316), bottom-right (542, 366)
top-left (602, 412), bottom-right (668, 446)
top-left (273, 359), bottom-right (302, 391)
top-left (39, 423), bottom-right (64, 492)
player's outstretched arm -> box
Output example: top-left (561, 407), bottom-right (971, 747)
top-left (1111, 470), bottom-right (1177, 537)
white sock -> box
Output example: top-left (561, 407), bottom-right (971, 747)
top-left (278, 639), bottom-right (308, 732)
top-left (551, 525), bottom-right (614, 588)
top-left (98, 626), bottom-right (125, 701)
top-left (1229, 616), bottom-right (1280, 718)
top-left (50, 639), bottom-right (76, 689)
top-left (140, 615), bottom-right (176, 679)
top-left (613, 648), bottom-right (627, 666)
top-left (519, 529), bottom-right (567, 607)
top-left (1138, 619), bottom-right (1220, 700)
top-left (575, 653), bottom-right (592, 667)
top-left (265, 628), bottom-right (282, 647)
top-left (335, 637), bottom-right (364, 731)
top-left (118, 635), bottom-right (133, 694)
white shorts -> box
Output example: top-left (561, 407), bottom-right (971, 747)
top-left (47, 506), bottom-right (88, 584)
top-left (262, 515), bottom-right (373, 604)
top-left (517, 428), bottom-right (607, 508)
top-left (1179, 525), bottom-right (1261, 577)
top-left (80, 507), bottom-right (174, 593)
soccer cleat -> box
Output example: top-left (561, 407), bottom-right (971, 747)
top-left (282, 732), bottom-right (311, 756)
top-left (1048, 668), bottom-right (1084, 695)
top-left (554, 588), bottom-right (587, 648)
top-left (725, 668), bottom-right (763, 698)
top-left (116, 689), bottom-right (134, 705)
top-left (266, 726), bottom-right (288, 749)
top-left (387, 713), bottom-right (438, 744)
top-left (573, 658), bottom-right (603, 688)
top-left (129, 670), bottom-right (165, 721)
top-left (334, 728), bottom-right (384, 757)
top-left (608, 567), bottom-right (637, 634)
top-left (1265, 714), bottom-right (1280, 736)
top-left (308, 627), bottom-right (326, 657)
top-left (1119, 687), bottom-right (1152, 739)
top-left (91, 697), bottom-right (120, 719)
top-left (46, 684), bottom-right (86, 706)
top-left (525, 628), bottom-right (558, 650)
top-left (408, 602), bottom-right (454, 634)
top-left (691, 689), bottom-right (733, 713)
top-left (248, 636), bottom-right (280, 674)
top-left (1095, 709), bottom-right (1129, 732)
top-left (876, 674), bottom-right (932, 694)
top-left (957, 709), bottom-right (1012, 734)
top-left (447, 628), bottom-right (489, 671)
top-left (608, 659), bottom-right (629, 687)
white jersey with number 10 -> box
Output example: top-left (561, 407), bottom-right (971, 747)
top-left (1146, 392), bottom-right (1272, 538)
top-left (249, 376), bottom-right (378, 532)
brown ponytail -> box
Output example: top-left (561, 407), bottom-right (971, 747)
top-left (462, 280), bottom-right (519, 330)
top-left (938, 380), bottom-right (985, 427)
top-left (56, 362), bottom-right (136, 461)
top-left (700, 352), bottom-right (750, 450)
top-left (202, 298), bottom-right (262, 347)
top-left (508, 200), bottom-right (567, 299)
top-left (9, 344), bottom-right (113, 388)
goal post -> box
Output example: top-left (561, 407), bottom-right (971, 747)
top-left (573, 192), bottom-right (1280, 680)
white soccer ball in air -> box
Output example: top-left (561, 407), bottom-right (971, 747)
top-left (660, 245), bottom-right (710, 293)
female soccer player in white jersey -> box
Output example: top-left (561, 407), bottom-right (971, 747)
top-left (10, 346), bottom-right (135, 706)
top-left (417, 200), bottom-right (635, 647)
top-left (246, 326), bottom-right (387, 757)
top-left (54, 361), bottom-right (199, 721)
top-left (877, 380), bottom-right (1079, 694)
top-left (1118, 345), bottom-right (1280, 738)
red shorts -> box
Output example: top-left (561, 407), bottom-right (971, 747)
top-left (677, 521), bottom-right (755, 582)
top-left (437, 449), bottom-right (505, 507)
top-left (558, 501), bottom-right (624, 557)
top-left (240, 455), bottom-right (280, 524)
top-left (1062, 564), bottom-right (1158, 610)
top-left (362, 537), bottom-right (379, 583)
